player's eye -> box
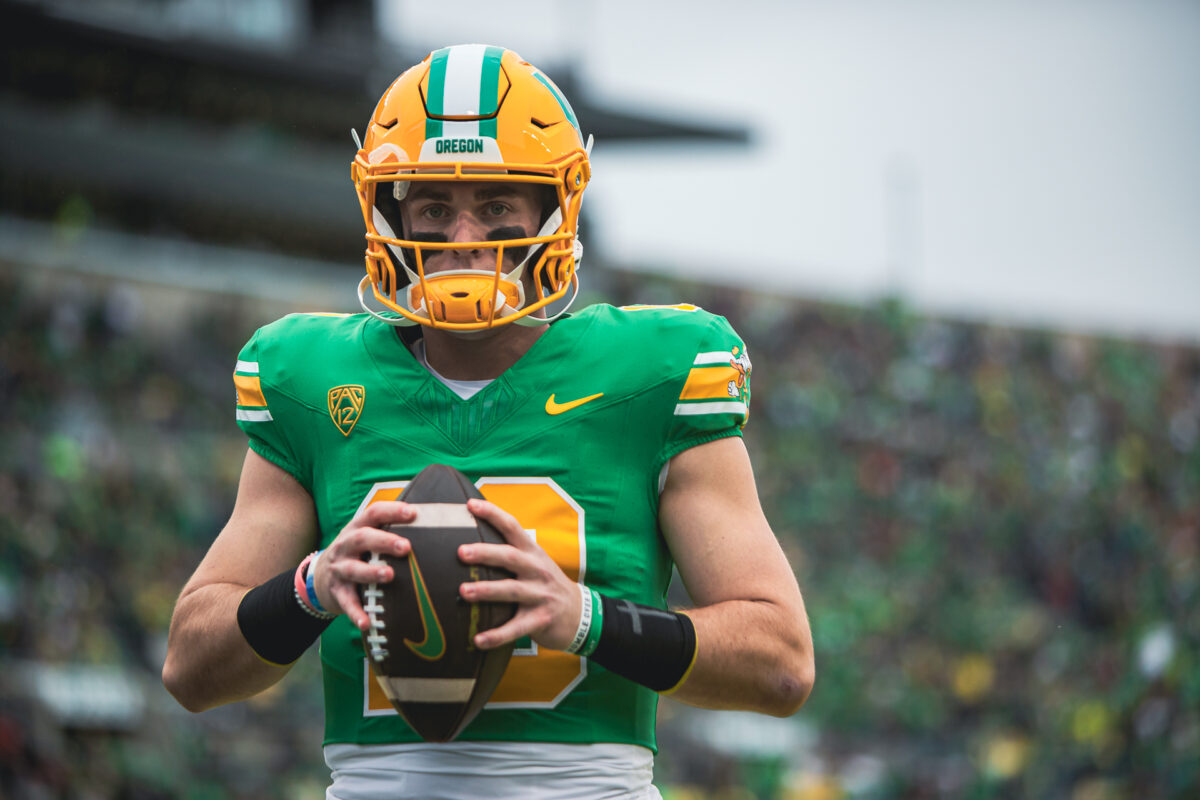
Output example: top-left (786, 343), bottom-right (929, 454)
top-left (486, 202), bottom-right (509, 217)
top-left (421, 205), bottom-right (448, 220)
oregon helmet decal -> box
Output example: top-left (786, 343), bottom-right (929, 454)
top-left (351, 44), bottom-right (591, 330)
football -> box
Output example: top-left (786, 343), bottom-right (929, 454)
top-left (358, 464), bottom-right (517, 742)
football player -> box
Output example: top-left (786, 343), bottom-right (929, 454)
top-left (163, 44), bottom-right (814, 799)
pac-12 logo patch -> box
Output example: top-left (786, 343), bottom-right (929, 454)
top-left (328, 385), bottom-right (365, 436)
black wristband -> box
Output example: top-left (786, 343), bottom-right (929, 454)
top-left (589, 594), bottom-right (698, 693)
top-left (236, 568), bottom-right (333, 666)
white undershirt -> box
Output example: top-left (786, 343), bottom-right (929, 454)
top-left (415, 339), bottom-right (493, 400)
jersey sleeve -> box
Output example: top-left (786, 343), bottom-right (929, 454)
top-left (660, 312), bottom-right (752, 463)
top-left (233, 328), bottom-right (305, 485)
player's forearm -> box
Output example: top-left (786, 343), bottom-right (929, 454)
top-left (668, 598), bottom-right (813, 717)
top-left (162, 583), bottom-right (292, 712)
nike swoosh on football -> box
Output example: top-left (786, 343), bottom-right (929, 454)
top-left (403, 554), bottom-right (446, 661)
top-left (545, 392), bottom-right (604, 415)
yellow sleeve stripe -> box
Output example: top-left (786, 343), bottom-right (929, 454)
top-left (619, 303), bottom-right (700, 312)
top-left (234, 374), bottom-right (268, 408)
top-left (679, 365), bottom-right (739, 401)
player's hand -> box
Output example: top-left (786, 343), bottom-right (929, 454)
top-left (457, 498), bottom-right (582, 652)
top-left (312, 501), bottom-right (414, 631)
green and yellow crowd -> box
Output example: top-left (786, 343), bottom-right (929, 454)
top-left (1, 266), bottom-right (1196, 799)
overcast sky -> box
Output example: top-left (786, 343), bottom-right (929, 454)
top-left (379, 0), bottom-right (1200, 342)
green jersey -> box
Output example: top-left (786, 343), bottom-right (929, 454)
top-left (233, 303), bottom-right (752, 751)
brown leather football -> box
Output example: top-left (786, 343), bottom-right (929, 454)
top-left (358, 464), bottom-right (516, 742)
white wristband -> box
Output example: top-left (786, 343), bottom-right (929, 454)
top-left (563, 583), bottom-right (593, 655)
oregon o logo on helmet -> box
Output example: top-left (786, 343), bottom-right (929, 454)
top-left (435, 138), bottom-right (484, 155)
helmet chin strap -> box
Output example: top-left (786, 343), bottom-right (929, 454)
top-left (357, 275), bottom-right (416, 327)
top-left (513, 235), bottom-right (583, 327)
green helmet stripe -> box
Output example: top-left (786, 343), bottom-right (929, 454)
top-left (424, 47), bottom-right (450, 140)
top-left (477, 45), bottom-right (505, 140)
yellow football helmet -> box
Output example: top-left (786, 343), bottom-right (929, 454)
top-left (351, 44), bottom-right (591, 330)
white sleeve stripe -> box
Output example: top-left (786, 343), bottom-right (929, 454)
top-left (236, 409), bottom-right (274, 422)
top-left (693, 350), bottom-right (742, 366)
top-left (235, 360), bottom-right (260, 374)
top-left (673, 401), bottom-right (747, 417)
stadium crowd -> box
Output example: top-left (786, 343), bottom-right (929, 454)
top-left (1, 263), bottom-right (1196, 798)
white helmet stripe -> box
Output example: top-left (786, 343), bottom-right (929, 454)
top-left (441, 44), bottom-right (489, 118)
top-left (425, 44), bottom-right (506, 141)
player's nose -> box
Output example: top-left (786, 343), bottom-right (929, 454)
top-left (447, 212), bottom-right (488, 244)
top-left (442, 212), bottom-right (494, 269)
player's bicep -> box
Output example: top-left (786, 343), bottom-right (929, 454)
top-left (658, 437), bottom-right (800, 610)
top-left (181, 448), bottom-right (318, 598)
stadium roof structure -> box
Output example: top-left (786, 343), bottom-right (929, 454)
top-left (0, 0), bottom-right (749, 265)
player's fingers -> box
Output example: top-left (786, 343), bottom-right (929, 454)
top-left (473, 609), bottom-right (548, 650)
top-left (359, 501), bottom-right (417, 529)
top-left (329, 583), bottom-right (370, 629)
top-left (334, 526), bottom-right (410, 558)
top-left (330, 556), bottom-right (394, 586)
top-left (458, 541), bottom-right (528, 573)
top-left (317, 535), bottom-right (405, 613)
top-left (459, 577), bottom-right (538, 605)
top-left (466, 499), bottom-right (531, 548)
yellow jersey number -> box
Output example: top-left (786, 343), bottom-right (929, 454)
top-left (358, 477), bottom-right (587, 711)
